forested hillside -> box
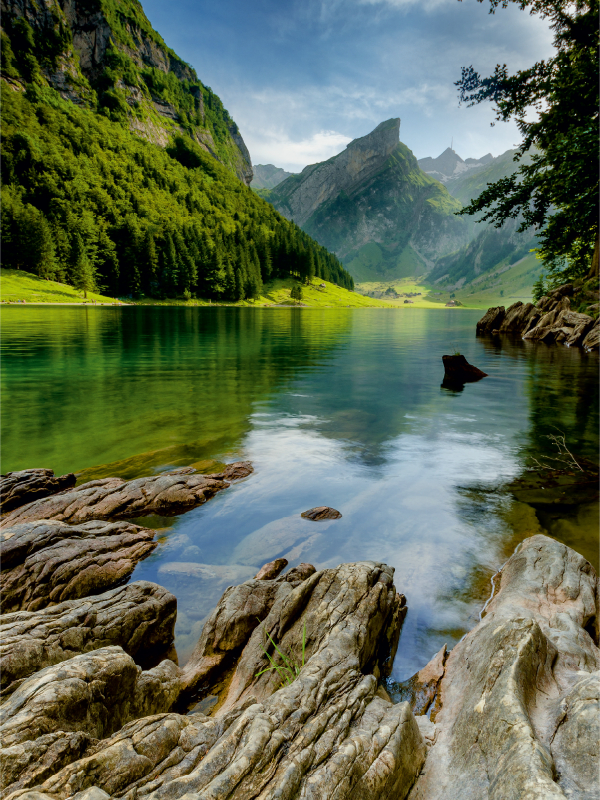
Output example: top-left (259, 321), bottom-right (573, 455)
top-left (0, 0), bottom-right (354, 299)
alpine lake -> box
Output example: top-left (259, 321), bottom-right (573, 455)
top-left (2, 306), bottom-right (598, 690)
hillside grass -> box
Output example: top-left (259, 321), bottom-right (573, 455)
top-left (1, 271), bottom-right (392, 308)
top-left (1, 269), bottom-right (122, 304)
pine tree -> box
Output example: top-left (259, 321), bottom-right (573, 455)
top-left (71, 232), bottom-right (96, 298)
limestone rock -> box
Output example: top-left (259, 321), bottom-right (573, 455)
top-left (0, 463), bottom-right (253, 530)
top-left (0, 520), bottom-right (158, 613)
top-left (0, 581), bottom-right (177, 693)
top-left (498, 301), bottom-right (536, 332)
top-left (408, 534), bottom-right (599, 799)
top-left (0, 470), bottom-right (76, 515)
top-left (300, 506), bottom-right (342, 520)
top-left (393, 645), bottom-right (447, 715)
top-left (566, 321), bottom-right (594, 347)
top-left (254, 558), bottom-right (288, 580)
top-left (476, 306), bottom-right (505, 334)
top-left (582, 318), bottom-right (600, 350)
top-left (16, 563), bottom-right (423, 800)
top-left (0, 647), bottom-right (181, 794)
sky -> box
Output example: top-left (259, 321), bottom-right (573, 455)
top-left (141, 0), bottom-right (555, 172)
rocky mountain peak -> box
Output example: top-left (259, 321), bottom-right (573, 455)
top-left (270, 118), bottom-right (401, 226)
top-left (418, 147), bottom-right (492, 184)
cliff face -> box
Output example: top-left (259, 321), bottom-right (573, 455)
top-left (269, 120), bottom-right (470, 280)
top-left (1, 0), bottom-right (253, 185)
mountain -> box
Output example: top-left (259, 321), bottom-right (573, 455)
top-left (251, 164), bottom-right (295, 190)
top-left (267, 119), bottom-right (471, 281)
top-left (1, 0), bottom-right (355, 299)
top-left (2, 0), bottom-right (253, 184)
top-left (417, 148), bottom-right (493, 185)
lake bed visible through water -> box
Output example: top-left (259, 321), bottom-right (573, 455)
top-left (2, 306), bottom-right (598, 685)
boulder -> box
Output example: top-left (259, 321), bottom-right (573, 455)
top-left (300, 506), bottom-right (342, 520)
top-left (582, 318), bottom-right (600, 350)
top-left (407, 534), bottom-right (599, 799)
top-left (498, 301), bottom-right (535, 332)
top-left (0, 462), bottom-right (253, 530)
top-left (0, 520), bottom-right (157, 613)
top-left (442, 355), bottom-right (488, 383)
top-left (522, 324), bottom-right (558, 342)
top-left (254, 558), bottom-right (288, 580)
top-left (565, 321), bottom-right (594, 347)
top-left (561, 310), bottom-right (594, 328)
top-left (476, 306), bottom-right (505, 334)
top-left (0, 470), bottom-right (76, 515)
top-left (0, 581), bottom-right (177, 693)
top-left (0, 647), bottom-right (181, 794)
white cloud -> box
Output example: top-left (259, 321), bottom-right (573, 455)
top-left (246, 129), bottom-right (352, 172)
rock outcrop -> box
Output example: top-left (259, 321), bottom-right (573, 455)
top-left (477, 283), bottom-right (599, 349)
top-left (0, 470), bottom-right (76, 515)
top-left (0, 520), bottom-right (158, 612)
top-left (0, 463), bottom-right (253, 530)
top-left (0, 646), bottom-right (181, 794)
top-left (0, 581), bottom-right (177, 693)
top-left (406, 534), bottom-right (599, 799)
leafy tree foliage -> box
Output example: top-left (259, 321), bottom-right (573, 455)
top-left (456, 0), bottom-right (599, 282)
top-left (1, 87), bottom-right (354, 299)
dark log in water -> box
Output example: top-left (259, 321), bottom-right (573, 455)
top-left (442, 354), bottom-right (488, 384)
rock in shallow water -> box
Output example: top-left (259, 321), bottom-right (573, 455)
top-left (406, 533), bottom-right (599, 800)
top-left (300, 506), bottom-right (342, 520)
top-left (0, 470), bottom-right (76, 515)
top-left (0, 520), bottom-right (158, 613)
top-left (0, 462), bottom-right (253, 530)
top-left (0, 581), bottom-right (177, 693)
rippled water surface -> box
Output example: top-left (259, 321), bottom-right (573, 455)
top-left (2, 307), bottom-right (598, 681)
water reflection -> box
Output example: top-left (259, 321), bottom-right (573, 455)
top-left (1, 308), bottom-right (597, 682)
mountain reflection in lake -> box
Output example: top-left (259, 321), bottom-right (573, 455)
top-left (2, 307), bottom-right (597, 681)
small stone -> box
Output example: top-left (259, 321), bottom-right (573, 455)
top-left (301, 506), bottom-right (342, 520)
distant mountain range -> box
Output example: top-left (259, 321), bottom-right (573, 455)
top-left (258, 128), bottom-right (538, 294)
top-left (251, 164), bottom-right (295, 190)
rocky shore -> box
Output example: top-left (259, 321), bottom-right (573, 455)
top-left (476, 283), bottom-right (599, 350)
top-left (0, 466), bottom-right (597, 799)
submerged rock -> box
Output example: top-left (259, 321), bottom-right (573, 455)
top-left (0, 520), bottom-right (157, 613)
top-left (407, 534), bottom-right (599, 799)
top-left (0, 469), bottom-right (76, 516)
top-left (0, 581), bottom-right (177, 693)
top-left (0, 462), bottom-right (253, 530)
top-left (300, 505), bottom-right (342, 520)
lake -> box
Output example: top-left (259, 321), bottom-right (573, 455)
top-left (2, 306), bottom-right (598, 685)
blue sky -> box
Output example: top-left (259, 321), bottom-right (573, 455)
top-left (142, 0), bottom-right (555, 171)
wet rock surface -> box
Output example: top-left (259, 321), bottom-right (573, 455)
top-left (406, 534), bottom-right (599, 800)
top-left (477, 282), bottom-right (599, 350)
top-left (0, 462), bottom-right (253, 530)
top-left (0, 581), bottom-right (177, 693)
top-left (0, 520), bottom-right (158, 613)
top-left (300, 506), bottom-right (342, 520)
top-left (0, 470), bottom-right (76, 515)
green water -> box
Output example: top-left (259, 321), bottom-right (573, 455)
top-left (2, 307), bottom-right (598, 681)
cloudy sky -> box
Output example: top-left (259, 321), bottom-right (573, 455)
top-left (142, 0), bottom-right (555, 172)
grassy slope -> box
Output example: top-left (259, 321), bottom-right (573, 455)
top-left (1, 269), bottom-right (121, 304)
top-left (356, 256), bottom-right (539, 309)
top-left (1, 270), bottom-right (392, 308)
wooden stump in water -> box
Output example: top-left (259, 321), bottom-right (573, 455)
top-left (442, 354), bottom-right (488, 383)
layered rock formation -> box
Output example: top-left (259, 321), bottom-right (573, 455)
top-left (405, 534), bottom-right (599, 800)
top-left (268, 120), bottom-right (470, 276)
top-left (0, 469), bottom-right (76, 515)
top-left (477, 283), bottom-right (599, 350)
top-left (0, 462), bottom-right (253, 529)
top-left (0, 455), bottom-right (596, 800)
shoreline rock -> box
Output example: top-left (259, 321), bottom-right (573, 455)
top-left (476, 283), bottom-right (599, 350)
top-left (0, 462), bottom-right (253, 530)
top-left (0, 470), bottom-right (76, 515)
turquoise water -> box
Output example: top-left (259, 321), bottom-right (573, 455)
top-left (2, 307), bottom-right (598, 681)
